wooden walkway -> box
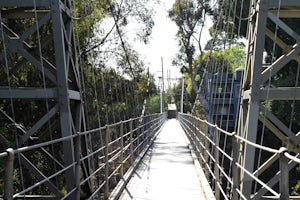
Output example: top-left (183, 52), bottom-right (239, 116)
top-left (119, 119), bottom-right (215, 200)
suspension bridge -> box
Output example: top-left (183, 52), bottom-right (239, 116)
top-left (1, 0), bottom-right (300, 199)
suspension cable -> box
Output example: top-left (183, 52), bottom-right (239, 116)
top-left (254, 0), bottom-right (281, 194)
top-left (0, 9), bottom-right (27, 193)
top-left (33, 0), bottom-right (60, 187)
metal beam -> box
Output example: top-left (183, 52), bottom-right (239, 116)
top-left (265, 29), bottom-right (289, 51)
top-left (51, 1), bottom-right (77, 196)
top-left (18, 105), bottom-right (59, 146)
top-left (253, 154), bottom-right (300, 199)
top-left (239, 0), bottom-right (268, 198)
top-left (0, 0), bottom-right (85, 198)
top-left (0, 0), bottom-right (51, 7)
top-left (268, 0), bottom-right (300, 7)
top-left (68, 90), bottom-right (81, 100)
top-left (261, 45), bottom-right (300, 84)
top-left (269, 10), bottom-right (300, 18)
top-left (19, 154), bottom-right (63, 198)
top-left (258, 113), bottom-right (286, 142)
top-left (20, 12), bottom-right (51, 41)
top-left (260, 87), bottom-right (300, 100)
top-left (261, 106), bottom-right (300, 146)
top-left (19, 47), bottom-right (57, 83)
top-left (0, 20), bottom-right (57, 83)
top-left (252, 153), bottom-right (280, 177)
top-left (268, 12), bottom-right (300, 41)
top-left (1, 9), bottom-right (50, 19)
top-left (0, 88), bottom-right (57, 99)
top-left (0, 88), bottom-right (79, 100)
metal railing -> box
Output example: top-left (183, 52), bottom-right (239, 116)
top-left (0, 113), bottom-right (166, 199)
top-left (178, 113), bottom-right (300, 200)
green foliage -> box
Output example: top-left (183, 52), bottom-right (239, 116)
top-left (83, 68), bottom-right (156, 127)
top-left (146, 95), bottom-right (161, 114)
top-left (169, 0), bottom-right (211, 93)
top-left (73, 0), bottom-right (108, 50)
top-left (0, 0), bottom-right (159, 196)
top-left (178, 44), bottom-right (245, 113)
top-left (207, 0), bottom-right (250, 49)
top-left (293, 164), bottom-right (300, 195)
top-left (194, 45), bottom-right (245, 73)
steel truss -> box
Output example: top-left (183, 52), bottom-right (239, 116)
top-left (0, 0), bottom-right (90, 199)
top-left (239, 0), bottom-right (300, 198)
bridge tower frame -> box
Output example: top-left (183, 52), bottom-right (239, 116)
top-left (238, 0), bottom-right (300, 198)
top-left (0, 0), bottom-right (90, 198)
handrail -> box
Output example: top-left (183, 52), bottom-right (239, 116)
top-left (178, 112), bottom-right (300, 200)
top-left (0, 113), bottom-right (167, 199)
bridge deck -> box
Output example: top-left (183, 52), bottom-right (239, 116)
top-left (119, 119), bottom-right (215, 200)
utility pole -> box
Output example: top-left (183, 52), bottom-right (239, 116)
top-left (161, 57), bottom-right (164, 112)
top-left (160, 77), bottom-right (163, 113)
top-left (180, 78), bottom-right (185, 113)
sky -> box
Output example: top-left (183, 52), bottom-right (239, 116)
top-left (133, 1), bottom-right (180, 87)
top-left (133, 1), bottom-right (212, 89)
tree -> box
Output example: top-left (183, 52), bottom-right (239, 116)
top-left (211, 0), bottom-right (300, 195)
top-left (205, 0), bottom-right (250, 51)
top-left (169, 0), bottom-right (211, 94)
top-left (184, 45), bottom-right (245, 113)
top-left (0, 0), bottom-right (159, 196)
top-left (80, 0), bottom-right (157, 79)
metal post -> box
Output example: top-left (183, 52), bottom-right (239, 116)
top-left (231, 133), bottom-right (239, 200)
top-left (75, 134), bottom-right (81, 200)
top-left (180, 78), bottom-right (185, 113)
top-left (204, 123), bottom-right (209, 178)
top-left (239, 0), bottom-right (268, 197)
top-left (199, 120), bottom-right (204, 166)
top-left (214, 128), bottom-right (220, 199)
top-left (120, 123), bottom-right (124, 178)
top-left (137, 120), bottom-right (140, 155)
top-left (160, 77), bottom-right (163, 113)
top-left (161, 57), bottom-right (164, 112)
top-left (104, 126), bottom-right (110, 199)
top-left (193, 117), bottom-right (197, 153)
top-left (195, 119), bottom-right (200, 159)
top-left (4, 148), bottom-right (14, 200)
top-left (51, 1), bottom-right (78, 195)
top-left (129, 120), bottom-right (133, 164)
top-left (279, 147), bottom-right (289, 200)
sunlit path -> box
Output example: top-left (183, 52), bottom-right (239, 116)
top-left (2, 1), bottom-right (300, 199)
top-left (119, 119), bottom-right (215, 200)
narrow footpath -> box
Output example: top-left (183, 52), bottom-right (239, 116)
top-left (119, 119), bottom-right (215, 200)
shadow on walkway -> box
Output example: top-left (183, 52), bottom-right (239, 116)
top-left (119, 119), bottom-right (211, 200)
